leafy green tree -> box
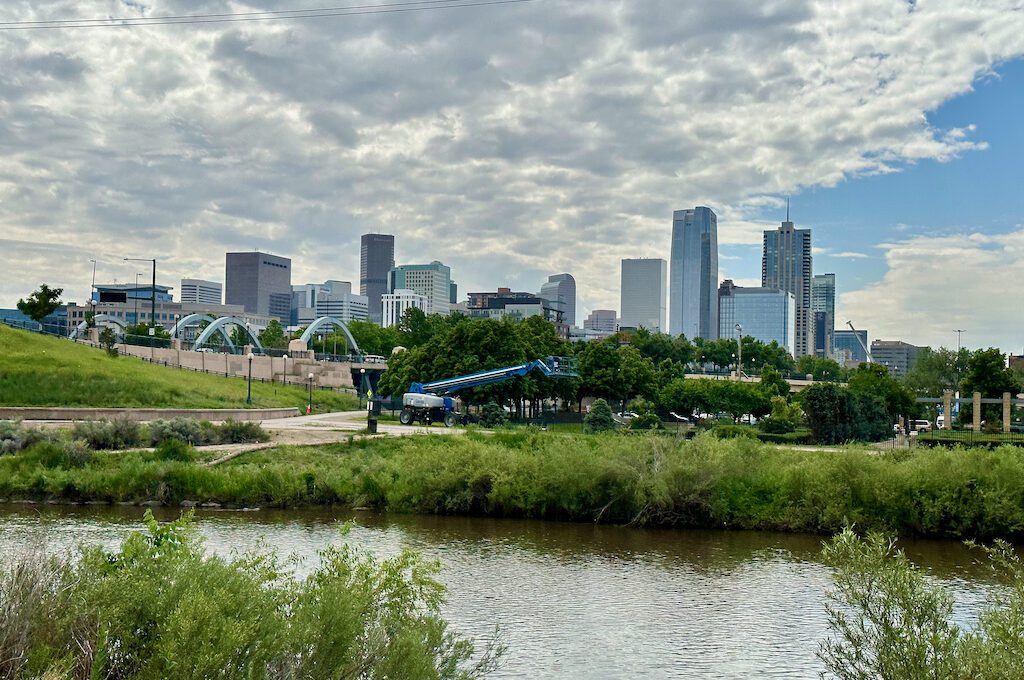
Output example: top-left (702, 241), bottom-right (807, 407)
top-left (577, 340), bottom-right (621, 402)
top-left (744, 339), bottom-right (796, 372)
top-left (617, 346), bottom-right (657, 408)
top-left (709, 380), bottom-right (771, 423)
top-left (961, 348), bottom-right (1021, 424)
top-left (398, 307), bottom-right (433, 348)
top-left (847, 363), bottom-right (916, 421)
top-left (698, 338), bottom-right (737, 372)
top-left (258, 320), bottom-right (288, 349)
top-left (479, 401), bottom-right (509, 428)
top-left (627, 328), bottom-right (676, 364)
top-left (758, 396), bottom-right (803, 434)
top-left (98, 326), bottom-right (119, 357)
top-left (17, 284), bottom-right (63, 322)
top-left (796, 355), bottom-right (847, 381)
top-left (759, 365), bottom-right (791, 398)
top-left (584, 398), bottom-right (616, 432)
top-left (802, 383), bottom-right (855, 444)
top-left (346, 320), bottom-right (402, 356)
top-left (230, 325), bottom-right (249, 349)
top-left (902, 347), bottom-right (970, 397)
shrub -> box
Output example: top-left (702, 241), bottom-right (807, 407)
top-left (155, 438), bottom-right (195, 462)
top-left (0, 421), bottom-right (60, 455)
top-left (758, 396), bottom-right (802, 434)
top-left (584, 399), bottom-right (615, 432)
top-left (479, 402), bottom-right (509, 428)
top-left (148, 418), bottom-right (214, 447)
top-left (0, 512), bottom-right (501, 680)
top-left (711, 424), bottom-right (758, 439)
top-left (72, 418), bottom-right (143, 450)
top-left (215, 419), bottom-right (269, 444)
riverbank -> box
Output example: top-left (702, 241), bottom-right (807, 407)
top-left (3, 431), bottom-right (1023, 539)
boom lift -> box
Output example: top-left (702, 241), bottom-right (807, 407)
top-left (399, 356), bottom-right (578, 427)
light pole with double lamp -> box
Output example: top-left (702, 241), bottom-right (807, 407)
top-left (307, 372), bottom-right (314, 414)
top-left (246, 351), bottom-right (255, 404)
top-left (282, 354), bottom-right (289, 385)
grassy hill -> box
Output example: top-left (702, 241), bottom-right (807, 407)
top-left (0, 325), bottom-right (359, 411)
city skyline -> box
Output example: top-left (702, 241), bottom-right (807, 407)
top-left (1, 3), bottom-right (1023, 351)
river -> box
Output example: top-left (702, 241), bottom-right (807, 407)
top-left (0, 505), bottom-right (1002, 679)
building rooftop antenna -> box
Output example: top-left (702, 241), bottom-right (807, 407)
top-left (786, 196), bottom-right (790, 222)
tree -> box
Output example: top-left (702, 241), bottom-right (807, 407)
top-left (801, 383), bottom-right (855, 444)
top-left (577, 340), bottom-right (621, 402)
top-left (659, 378), bottom-right (709, 421)
top-left (847, 363), bottom-right (916, 421)
top-left (759, 365), bottom-right (791, 399)
top-left (98, 327), bottom-right (119, 358)
top-left (617, 346), bottom-right (657, 409)
top-left (796, 355), bottom-right (847, 381)
top-left (17, 284), bottom-right (63, 322)
top-left (258, 320), bottom-right (288, 350)
top-left (961, 348), bottom-right (1021, 425)
top-left (708, 380), bottom-right (771, 423)
top-left (584, 398), bottom-right (615, 432)
top-left (759, 396), bottom-right (803, 434)
top-left (698, 338), bottom-right (737, 372)
top-left (903, 347), bottom-right (970, 397)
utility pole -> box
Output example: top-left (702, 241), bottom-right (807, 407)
top-left (124, 258), bottom-right (157, 332)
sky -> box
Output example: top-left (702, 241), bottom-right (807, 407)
top-left (1, 0), bottom-right (1023, 352)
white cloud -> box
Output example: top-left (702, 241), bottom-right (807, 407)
top-left (839, 229), bottom-right (1024, 353)
top-left (0, 0), bottom-right (1022, 326)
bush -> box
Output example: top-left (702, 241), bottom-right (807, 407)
top-left (478, 402), bottom-right (509, 428)
top-left (584, 399), bottom-right (615, 433)
top-left (758, 396), bottom-right (802, 434)
top-left (0, 512), bottom-right (501, 680)
top-left (72, 417), bottom-right (143, 450)
top-left (155, 438), bottom-right (195, 462)
top-left (215, 419), bottom-right (270, 444)
top-left (148, 418), bottom-right (215, 447)
top-left (711, 424), bottom-right (758, 439)
top-left (0, 421), bottom-right (60, 455)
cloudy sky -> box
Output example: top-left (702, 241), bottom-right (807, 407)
top-left (1, 0), bottom-right (1023, 351)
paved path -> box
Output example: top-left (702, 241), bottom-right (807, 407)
top-left (259, 410), bottom-right (465, 443)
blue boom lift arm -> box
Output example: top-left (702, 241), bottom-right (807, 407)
top-left (409, 356), bottom-right (577, 396)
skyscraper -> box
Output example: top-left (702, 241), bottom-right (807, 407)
top-left (811, 273), bottom-right (836, 358)
top-left (179, 279), bottom-right (222, 306)
top-left (539, 273), bottom-right (577, 327)
top-left (360, 234), bottom-right (395, 325)
top-left (670, 207), bottom-right (718, 340)
top-left (388, 261), bottom-right (452, 315)
top-left (718, 280), bottom-right (796, 357)
top-left (762, 218), bottom-right (813, 357)
top-left (620, 258), bottom-right (667, 332)
top-left (224, 252), bottom-right (292, 323)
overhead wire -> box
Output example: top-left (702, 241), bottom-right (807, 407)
top-left (0, 0), bottom-right (536, 30)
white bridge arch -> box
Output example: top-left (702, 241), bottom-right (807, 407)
top-left (298, 317), bottom-right (361, 354)
top-left (68, 314), bottom-right (127, 340)
top-left (192, 316), bottom-right (264, 352)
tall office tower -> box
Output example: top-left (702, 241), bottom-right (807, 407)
top-left (360, 234), bottom-right (395, 324)
top-left (179, 279), bottom-right (222, 306)
top-left (314, 280), bottom-right (369, 323)
top-left (762, 218), bottom-right (813, 357)
top-left (833, 329), bottom-right (869, 365)
top-left (224, 251), bottom-right (292, 323)
top-left (388, 261), bottom-right (452, 315)
top-left (670, 207), bottom-right (718, 339)
top-left (718, 280), bottom-right (796, 357)
top-left (539, 273), bottom-right (577, 327)
top-left (811, 273), bottom-right (836, 357)
top-left (620, 258), bottom-right (667, 332)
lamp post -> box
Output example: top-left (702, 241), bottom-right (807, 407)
top-left (954, 329), bottom-right (965, 353)
top-left (282, 354), bottom-right (289, 386)
top-left (735, 323), bottom-right (743, 377)
top-left (360, 367), bottom-right (367, 409)
top-left (246, 351), bottom-right (254, 404)
top-left (133, 272), bottom-right (144, 326)
top-left (123, 257), bottom-right (157, 334)
top-left (307, 372), bottom-right (314, 414)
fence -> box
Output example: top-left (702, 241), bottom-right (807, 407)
top-left (916, 429), bottom-right (1024, 448)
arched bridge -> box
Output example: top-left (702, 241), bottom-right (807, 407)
top-left (299, 317), bottom-right (361, 355)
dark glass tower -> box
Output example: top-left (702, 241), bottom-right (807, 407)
top-left (360, 233), bottom-right (395, 325)
top-left (670, 207), bottom-right (718, 339)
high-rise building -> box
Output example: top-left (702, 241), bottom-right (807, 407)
top-left (224, 251), bottom-right (292, 323)
top-left (360, 234), bottom-right (395, 325)
top-left (583, 309), bottom-right (618, 335)
top-left (811, 273), bottom-right (836, 358)
top-left (382, 289), bottom-right (428, 327)
top-left (179, 279), bottom-right (222, 306)
top-left (871, 340), bottom-right (924, 378)
top-left (388, 261), bottom-right (452, 315)
top-left (833, 329), bottom-right (869, 366)
top-left (539, 273), bottom-right (577, 327)
top-left (314, 280), bottom-right (369, 323)
top-left (670, 207), bottom-right (718, 340)
top-left (762, 219), bottom-right (813, 357)
top-left (718, 280), bottom-right (796, 356)
top-left (620, 258), bottom-right (666, 332)
top-left (449, 281), bottom-right (459, 306)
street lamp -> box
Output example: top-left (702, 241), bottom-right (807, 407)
top-left (246, 351), bottom-right (255, 404)
top-left (133, 272), bottom-right (144, 326)
top-left (360, 367), bottom-right (367, 408)
top-left (307, 372), bottom-right (314, 414)
top-left (282, 354), bottom-right (289, 386)
top-left (735, 323), bottom-right (743, 377)
top-left (123, 257), bottom-right (157, 334)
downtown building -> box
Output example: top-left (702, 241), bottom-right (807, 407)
top-left (539, 273), bottom-right (577, 328)
top-left (834, 329), bottom-right (869, 366)
top-left (291, 281), bottom-right (368, 327)
top-left (224, 251), bottom-right (292, 324)
top-left (179, 279), bottom-right (222, 306)
top-left (717, 280), bottom-right (796, 357)
top-left (762, 219), bottom-right (813, 357)
top-left (360, 234), bottom-right (395, 325)
top-left (670, 207), bottom-right (718, 340)
top-left (620, 258), bottom-right (667, 333)
top-left (388, 261), bottom-right (452, 315)
top-left (811, 273), bottom-right (836, 358)
top-left (382, 289), bottom-right (428, 327)
top-left (466, 287), bottom-right (568, 336)
top-left (871, 340), bottom-right (924, 378)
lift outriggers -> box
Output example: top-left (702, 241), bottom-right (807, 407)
top-left (399, 356), bottom-right (578, 426)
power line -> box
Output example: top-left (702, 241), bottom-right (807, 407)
top-left (0, 0), bottom-right (535, 30)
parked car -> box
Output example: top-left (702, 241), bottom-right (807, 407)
top-left (913, 419), bottom-right (932, 432)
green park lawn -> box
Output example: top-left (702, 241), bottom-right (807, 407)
top-left (0, 326), bottom-right (358, 411)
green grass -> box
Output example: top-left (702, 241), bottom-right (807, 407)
top-left (0, 326), bottom-right (358, 412)
top-left (5, 430), bottom-right (1024, 540)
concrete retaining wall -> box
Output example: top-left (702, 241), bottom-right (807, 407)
top-left (0, 407), bottom-right (299, 422)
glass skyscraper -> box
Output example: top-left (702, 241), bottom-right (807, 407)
top-left (670, 207), bottom-right (718, 340)
top-left (360, 233), bottom-right (395, 325)
top-left (811, 273), bottom-right (836, 357)
top-left (620, 258), bottom-right (667, 332)
top-left (762, 220), bottom-right (813, 357)
top-left (718, 280), bottom-right (796, 357)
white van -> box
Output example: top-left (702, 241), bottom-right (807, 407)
top-left (913, 419), bottom-right (932, 432)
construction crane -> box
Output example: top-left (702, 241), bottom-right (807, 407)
top-left (400, 357), bottom-right (578, 427)
top-left (845, 320), bottom-right (872, 364)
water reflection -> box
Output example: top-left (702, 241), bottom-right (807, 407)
top-left (0, 505), bottom-right (1005, 679)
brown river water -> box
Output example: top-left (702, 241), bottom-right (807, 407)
top-left (0, 505), bottom-right (1003, 679)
